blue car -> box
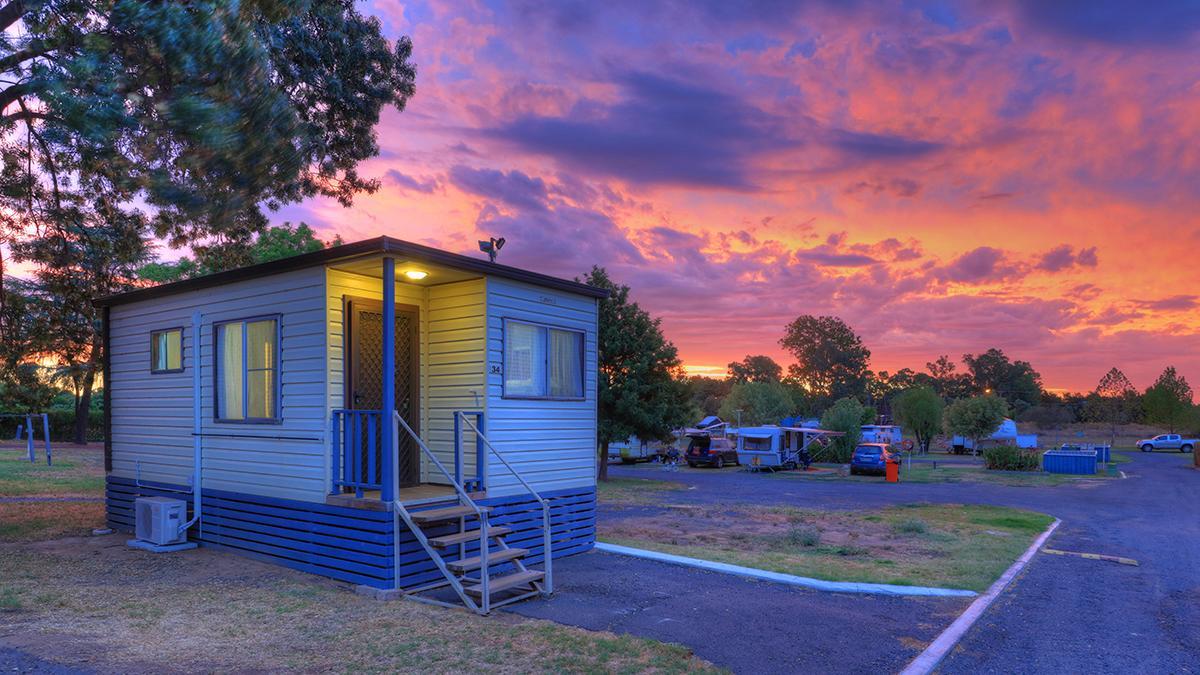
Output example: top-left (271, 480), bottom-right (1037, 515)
top-left (850, 443), bottom-right (898, 476)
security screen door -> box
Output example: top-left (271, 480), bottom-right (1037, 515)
top-left (346, 298), bottom-right (420, 488)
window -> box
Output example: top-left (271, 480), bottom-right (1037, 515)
top-left (215, 317), bottom-right (279, 422)
top-left (150, 328), bottom-right (183, 373)
top-left (503, 319), bottom-right (584, 399)
top-left (743, 436), bottom-right (774, 452)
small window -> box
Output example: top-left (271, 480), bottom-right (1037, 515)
top-left (503, 319), bottom-right (584, 399)
top-left (150, 329), bottom-right (183, 373)
top-left (215, 317), bottom-right (280, 422)
top-left (743, 436), bottom-right (773, 452)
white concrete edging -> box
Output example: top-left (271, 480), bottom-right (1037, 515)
top-left (899, 517), bottom-right (1062, 675)
top-left (593, 542), bottom-right (978, 597)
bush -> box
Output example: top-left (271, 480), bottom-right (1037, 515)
top-left (819, 397), bottom-right (867, 463)
top-left (982, 445), bottom-right (1041, 471)
top-left (0, 408), bottom-right (104, 442)
top-left (894, 518), bottom-right (928, 534)
top-left (785, 525), bottom-right (821, 548)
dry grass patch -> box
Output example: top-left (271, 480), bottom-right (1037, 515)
top-left (0, 535), bottom-right (720, 674)
top-left (597, 477), bottom-right (687, 504)
top-left (0, 501), bottom-right (106, 542)
top-left (600, 503), bottom-right (1052, 592)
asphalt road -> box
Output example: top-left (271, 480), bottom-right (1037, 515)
top-left (507, 551), bottom-right (967, 674)
top-left (534, 452), bottom-right (1199, 673)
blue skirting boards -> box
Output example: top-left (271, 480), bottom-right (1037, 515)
top-left (106, 476), bottom-right (596, 589)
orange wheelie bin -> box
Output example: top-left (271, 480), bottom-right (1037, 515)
top-left (885, 458), bottom-right (900, 483)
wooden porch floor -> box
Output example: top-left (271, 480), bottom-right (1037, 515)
top-left (326, 483), bottom-right (469, 511)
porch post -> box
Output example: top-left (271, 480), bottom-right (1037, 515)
top-left (381, 257), bottom-right (396, 502)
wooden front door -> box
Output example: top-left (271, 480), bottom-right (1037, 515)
top-left (346, 297), bottom-right (420, 488)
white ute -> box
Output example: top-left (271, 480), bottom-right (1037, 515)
top-left (1136, 433), bottom-right (1196, 453)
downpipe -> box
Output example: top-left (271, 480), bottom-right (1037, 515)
top-left (178, 311), bottom-right (203, 536)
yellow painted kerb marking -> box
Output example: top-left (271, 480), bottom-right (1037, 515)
top-left (1042, 548), bottom-right (1139, 566)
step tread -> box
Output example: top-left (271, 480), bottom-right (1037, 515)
top-left (464, 570), bottom-right (544, 596)
top-left (410, 504), bottom-right (491, 524)
top-left (429, 526), bottom-right (513, 548)
top-left (447, 547), bottom-right (528, 573)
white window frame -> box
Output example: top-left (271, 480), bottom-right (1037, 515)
top-left (214, 315), bottom-right (282, 423)
top-left (501, 318), bottom-right (585, 401)
top-left (149, 327), bottom-right (184, 374)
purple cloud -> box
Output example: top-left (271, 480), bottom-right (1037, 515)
top-left (935, 246), bottom-right (1022, 283)
top-left (1136, 295), bottom-right (1199, 311)
top-left (448, 166), bottom-right (550, 212)
top-left (384, 170), bottom-right (438, 194)
top-left (487, 70), bottom-right (796, 189)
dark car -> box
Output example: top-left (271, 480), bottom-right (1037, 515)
top-left (850, 443), bottom-right (899, 475)
top-left (685, 435), bottom-right (739, 468)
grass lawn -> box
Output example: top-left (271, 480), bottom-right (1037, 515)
top-left (600, 503), bottom-right (1053, 592)
top-left (597, 476), bottom-right (687, 504)
top-left (0, 444), bottom-right (105, 497)
top-left (0, 536), bottom-right (719, 674)
top-left (0, 444), bottom-right (107, 543)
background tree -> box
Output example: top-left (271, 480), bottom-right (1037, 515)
top-left (924, 354), bottom-right (975, 400)
top-left (585, 267), bottom-right (690, 481)
top-left (819, 397), bottom-right (870, 463)
top-left (943, 395), bottom-right (1009, 455)
top-left (686, 376), bottom-right (732, 417)
top-left (718, 381), bottom-right (794, 427)
top-left (892, 387), bottom-right (943, 454)
top-left (138, 222), bottom-right (341, 283)
top-left (1143, 366), bottom-right (1194, 432)
top-left (962, 348), bottom-right (1044, 415)
top-left (0, 1), bottom-right (415, 441)
top-left (780, 315), bottom-right (871, 404)
top-left (727, 355), bottom-right (782, 384)
top-left (1092, 367), bottom-right (1138, 445)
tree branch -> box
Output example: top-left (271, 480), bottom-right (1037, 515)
top-left (0, 80), bottom-right (34, 110)
top-left (3, 109), bottom-right (57, 125)
top-left (0, 0), bottom-right (29, 33)
top-left (0, 39), bottom-right (56, 72)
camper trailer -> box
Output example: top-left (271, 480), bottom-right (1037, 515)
top-left (951, 418), bottom-right (1039, 453)
top-left (735, 425), bottom-right (844, 470)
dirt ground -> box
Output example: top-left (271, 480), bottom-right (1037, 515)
top-left (0, 534), bottom-right (717, 674)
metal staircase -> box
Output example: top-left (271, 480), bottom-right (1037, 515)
top-left (391, 411), bottom-right (553, 614)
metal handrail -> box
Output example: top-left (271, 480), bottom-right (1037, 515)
top-left (456, 412), bottom-right (553, 595)
top-left (394, 411), bottom-right (492, 610)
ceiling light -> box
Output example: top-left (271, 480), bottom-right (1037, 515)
top-left (403, 269), bottom-right (428, 280)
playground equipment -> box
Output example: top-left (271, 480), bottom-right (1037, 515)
top-left (4, 413), bottom-right (52, 465)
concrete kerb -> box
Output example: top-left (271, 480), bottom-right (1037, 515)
top-left (899, 517), bottom-right (1062, 675)
top-left (593, 542), bottom-right (979, 598)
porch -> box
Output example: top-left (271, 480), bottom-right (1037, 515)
top-left (321, 253), bottom-right (489, 509)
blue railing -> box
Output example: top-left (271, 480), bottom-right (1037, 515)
top-left (454, 411), bottom-right (487, 492)
top-left (331, 408), bottom-right (486, 500)
top-left (331, 409), bottom-right (386, 497)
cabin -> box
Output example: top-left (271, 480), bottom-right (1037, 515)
top-left (97, 236), bottom-right (604, 613)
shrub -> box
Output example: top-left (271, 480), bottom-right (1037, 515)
top-left (982, 445), bottom-right (1041, 471)
top-left (819, 397), bottom-right (867, 463)
top-left (785, 525), bottom-right (820, 548)
top-left (894, 518), bottom-right (928, 534)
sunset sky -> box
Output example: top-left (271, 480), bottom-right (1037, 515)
top-left (271, 0), bottom-right (1200, 393)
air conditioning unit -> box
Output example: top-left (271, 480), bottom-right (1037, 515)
top-left (134, 496), bottom-right (187, 546)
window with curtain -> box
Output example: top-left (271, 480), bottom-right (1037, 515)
top-left (503, 320), bottom-right (584, 399)
top-left (150, 328), bottom-right (183, 373)
top-left (215, 317), bottom-right (279, 421)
